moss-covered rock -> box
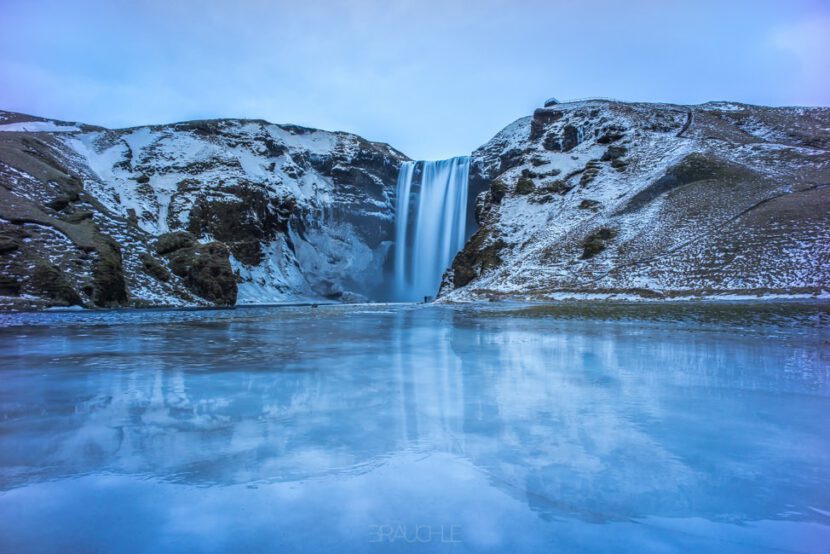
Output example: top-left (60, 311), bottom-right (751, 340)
top-left (156, 231), bottom-right (197, 256)
top-left (154, 230), bottom-right (236, 304)
top-left (490, 180), bottom-right (508, 204)
top-left (141, 252), bottom-right (170, 282)
top-left (166, 242), bottom-right (237, 306)
top-left (620, 153), bottom-right (747, 213)
top-left (449, 227), bottom-right (506, 289)
top-left (581, 227), bottom-right (618, 259)
top-left (543, 180), bottom-right (572, 195)
top-left (515, 178), bottom-right (535, 195)
top-left (31, 263), bottom-right (83, 306)
top-left (92, 235), bottom-right (128, 307)
top-left (186, 186), bottom-right (296, 266)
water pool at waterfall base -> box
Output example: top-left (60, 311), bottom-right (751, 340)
top-left (0, 302), bottom-right (828, 553)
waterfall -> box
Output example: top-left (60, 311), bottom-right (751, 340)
top-left (394, 156), bottom-right (471, 301)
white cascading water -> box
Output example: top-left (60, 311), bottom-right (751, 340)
top-left (394, 157), bottom-right (471, 301)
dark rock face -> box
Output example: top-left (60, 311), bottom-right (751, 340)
top-left (180, 243), bottom-right (237, 306)
top-left (0, 237), bottom-right (19, 253)
top-left (92, 236), bottom-right (128, 307)
top-left (597, 127), bottom-right (625, 144)
top-left (141, 252), bottom-right (170, 282)
top-left (561, 125), bottom-right (579, 152)
top-left (489, 180), bottom-right (508, 204)
top-left (32, 263), bottom-right (83, 306)
top-left (187, 186), bottom-right (294, 266)
top-left (157, 232), bottom-right (237, 306)
top-left (0, 275), bottom-right (20, 296)
top-left (497, 148), bottom-right (527, 175)
top-left (530, 108), bottom-right (563, 140)
top-left (156, 231), bottom-right (197, 256)
top-left (542, 134), bottom-right (561, 151)
top-left (47, 191), bottom-right (79, 211)
top-left (446, 226), bottom-right (506, 290)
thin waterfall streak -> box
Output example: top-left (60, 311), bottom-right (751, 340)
top-left (394, 161), bottom-right (415, 296)
top-left (393, 156), bottom-right (471, 301)
top-left (436, 164), bottom-right (454, 287)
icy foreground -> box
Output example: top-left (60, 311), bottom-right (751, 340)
top-left (441, 100), bottom-right (830, 301)
top-left (0, 303), bottom-right (828, 552)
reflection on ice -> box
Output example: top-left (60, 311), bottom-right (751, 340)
top-left (0, 303), bottom-right (828, 552)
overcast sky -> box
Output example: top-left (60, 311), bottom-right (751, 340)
top-left (1, 0), bottom-right (828, 159)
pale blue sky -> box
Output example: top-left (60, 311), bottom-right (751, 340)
top-left (1, 0), bottom-right (828, 159)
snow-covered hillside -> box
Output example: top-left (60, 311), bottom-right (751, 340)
top-left (0, 110), bottom-right (407, 309)
top-left (440, 100), bottom-right (830, 300)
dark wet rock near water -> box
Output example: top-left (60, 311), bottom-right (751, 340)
top-left (156, 232), bottom-right (237, 306)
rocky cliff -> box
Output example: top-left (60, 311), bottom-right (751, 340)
top-left (440, 100), bottom-right (830, 300)
top-left (2, 99), bottom-right (829, 310)
top-left (0, 110), bottom-right (407, 309)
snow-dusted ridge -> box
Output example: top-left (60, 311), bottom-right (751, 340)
top-left (440, 99), bottom-right (830, 301)
top-left (0, 110), bottom-right (407, 309)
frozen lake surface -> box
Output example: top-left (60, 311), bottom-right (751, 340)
top-left (1, 302), bottom-right (828, 553)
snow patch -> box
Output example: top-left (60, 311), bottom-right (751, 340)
top-left (0, 121), bottom-right (80, 133)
